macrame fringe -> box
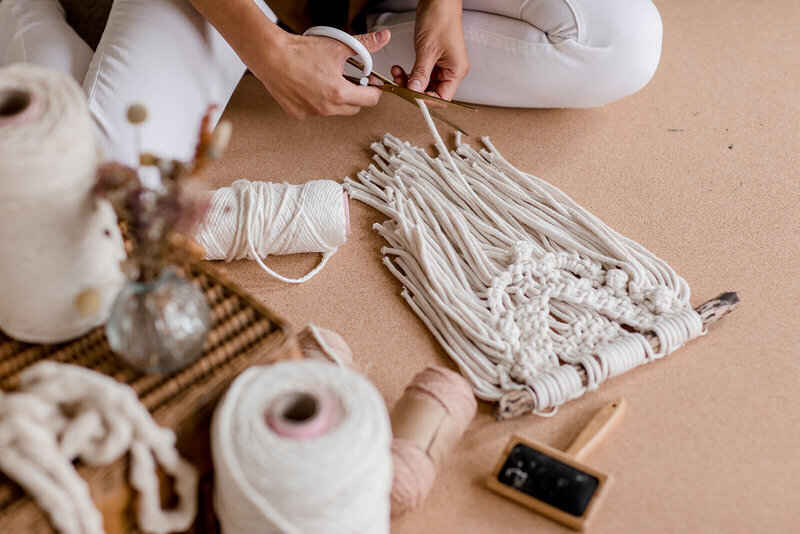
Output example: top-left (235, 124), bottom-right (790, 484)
top-left (344, 101), bottom-right (704, 411)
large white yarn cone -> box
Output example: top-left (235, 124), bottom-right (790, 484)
top-left (212, 360), bottom-right (393, 534)
top-left (0, 64), bottom-right (125, 343)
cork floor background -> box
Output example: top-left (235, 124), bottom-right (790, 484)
top-left (206, 1), bottom-right (800, 532)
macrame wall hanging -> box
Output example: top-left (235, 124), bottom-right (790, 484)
top-left (345, 102), bottom-right (738, 420)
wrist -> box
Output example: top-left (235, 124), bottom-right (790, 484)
top-left (418, 0), bottom-right (462, 12)
top-left (417, 0), bottom-right (463, 27)
top-left (238, 21), bottom-right (293, 77)
top-left (188, 0), bottom-right (290, 75)
top-left (256, 18), bottom-right (290, 49)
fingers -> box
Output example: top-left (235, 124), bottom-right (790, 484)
top-left (285, 81), bottom-right (379, 119)
top-left (338, 82), bottom-right (382, 108)
top-left (391, 65), bottom-right (408, 87)
top-left (315, 30), bottom-right (390, 63)
top-left (430, 79), bottom-right (459, 102)
top-left (422, 90), bottom-right (447, 109)
top-left (335, 104), bottom-right (363, 116)
top-left (311, 80), bottom-right (380, 117)
top-left (407, 52), bottom-right (435, 92)
top-left (352, 29), bottom-right (391, 54)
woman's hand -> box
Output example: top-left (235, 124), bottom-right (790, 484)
top-left (391, 0), bottom-right (468, 101)
top-left (251, 29), bottom-right (391, 119)
top-left (187, 0), bottom-right (391, 119)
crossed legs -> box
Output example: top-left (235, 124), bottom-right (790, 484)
top-left (0, 0), bottom-right (662, 161)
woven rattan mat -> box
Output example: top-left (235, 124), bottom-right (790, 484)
top-left (0, 259), bottom-right (301, 533)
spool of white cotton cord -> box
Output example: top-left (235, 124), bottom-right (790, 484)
top-left (0, 64), bottom-right (125, 343)
top-left (196, 180), bottom-right (349, 283)
top-left (211, 360), bottom-right (393, 534)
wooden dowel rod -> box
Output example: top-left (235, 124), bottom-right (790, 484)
top-left (493, 292), bottom-right (740, 421)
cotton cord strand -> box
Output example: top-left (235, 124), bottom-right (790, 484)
top-left (211, 360), bottom-right (393, 534)
top-left (0, 362), bottom-right (198, 534)
top-left (344, 99), bottom-right (704, 412)
top-left (298, 324), bottom-right (353, 366)
top-left (195, 180), bottom-right (348, 283)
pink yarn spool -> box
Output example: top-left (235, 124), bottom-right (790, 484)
top-left (390, 366), bottom-right (477, 517)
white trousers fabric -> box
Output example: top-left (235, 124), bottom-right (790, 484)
top-left (368, 0), bottom-right (663, 108)
top-left (0, 0), bottom-right (661, 164)
top-left (0, 0), bottom-right (274, 165)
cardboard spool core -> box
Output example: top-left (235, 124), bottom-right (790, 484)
top-left (391, 393), bottom-right (462, 465)
top-left (0, 88), bottom-right (37, 126)
top-left (0, 89), bottom-right (30, 116)
top-left (266, 391), bottom-right (336, 439)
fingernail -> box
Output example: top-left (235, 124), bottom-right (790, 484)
top-left (377, 29), bottom-right (389, 42)
top-left (408, 79), bottom-right (422, 91)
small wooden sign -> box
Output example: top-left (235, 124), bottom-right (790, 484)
top-left (487, 398), bottom-right (626, 531)
top-left (487, 435), bottom-right (610, 531)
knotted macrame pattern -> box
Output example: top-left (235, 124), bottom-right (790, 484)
top-left (345, 102), bottom-right (704, 413)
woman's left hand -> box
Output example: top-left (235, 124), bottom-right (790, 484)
top-left (391, 0), bottom-right (469, 101)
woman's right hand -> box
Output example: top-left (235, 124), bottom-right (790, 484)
top-left (250, 29), bottom-right (391, 119)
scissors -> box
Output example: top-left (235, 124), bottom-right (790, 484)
top-left (303, 26), bottom-right (477, 135)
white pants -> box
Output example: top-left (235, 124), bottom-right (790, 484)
top-left (0, 0), bottom-right (662, 165)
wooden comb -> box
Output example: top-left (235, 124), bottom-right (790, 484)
top-left (486, 398), bottom-right (626, 530)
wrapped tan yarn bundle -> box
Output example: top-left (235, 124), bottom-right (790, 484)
top-left (390, 366), bottom-right (477, 516)
top-left (273, 328), bottom-right (477, 519)
top-left (0, 64), bottom-right (125, 343)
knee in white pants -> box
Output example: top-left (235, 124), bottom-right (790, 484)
top-left (0, 0), bottom-right (94, 81)
top-left (370, 0), bottom-right (664, 108)
top-left (583, 0), bottom-right (664, 106)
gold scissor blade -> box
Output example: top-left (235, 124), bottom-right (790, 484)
top-left (346, 57), bottom-right (477, 111)
top-left (341, 75), bottom-right (471, 134)
top-left (342, 74), bottom-right (379, 86)
top-left (346, 58), bottom-right (394, 86)
top-left (428, 108), bottom-right (470, 136)
top-left (383, 84), bottom-right (478, 111)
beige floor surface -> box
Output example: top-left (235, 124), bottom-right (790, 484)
top-left (207, 1), bottom-right (800, 532)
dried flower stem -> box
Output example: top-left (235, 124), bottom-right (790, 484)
top-left (94, 105), bottom-right (228, 282)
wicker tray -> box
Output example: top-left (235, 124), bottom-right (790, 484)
top-left (0, 259), bottom-right (301, 533)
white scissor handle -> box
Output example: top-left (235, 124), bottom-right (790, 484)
top-left (302, 26), bottom-right (373, 86)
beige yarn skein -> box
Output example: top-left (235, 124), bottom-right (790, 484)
top-left (390, 366), bottom-right (477, 516)
top-left (0, 64), bottom-right (125, 343)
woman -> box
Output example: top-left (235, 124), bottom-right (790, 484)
top-left (0, 0), bottom-right (662, 165)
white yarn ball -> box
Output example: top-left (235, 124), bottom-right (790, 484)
top-left (211, 360), bottom-right (393, 534)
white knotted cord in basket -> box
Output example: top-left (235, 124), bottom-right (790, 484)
top-left (344, 100), bottom-right (705, 413)
top-left (0, 362), bottom-right (198, 534)
top-left (195, 180), bottom-right (347, 284)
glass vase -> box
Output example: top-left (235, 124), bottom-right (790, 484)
top-left (106, 268), bottom-right (210, 373)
